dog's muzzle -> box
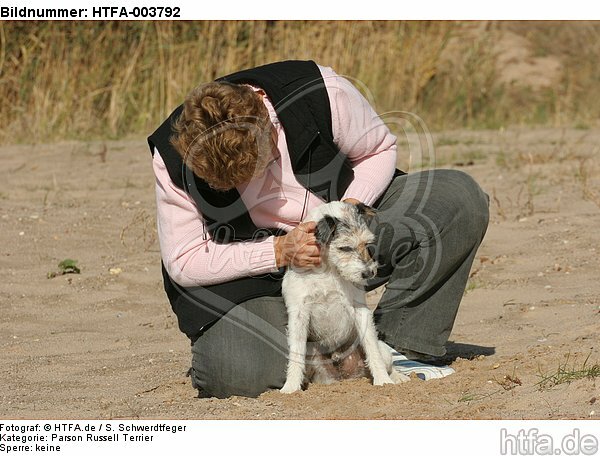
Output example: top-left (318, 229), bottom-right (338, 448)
top-left (361, 271), bottom-right (372, 279)
top-left (361, 267), bottom-right (377, 280)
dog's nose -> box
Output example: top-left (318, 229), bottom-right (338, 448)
top-left (362, 270), bottom-right (374, 279)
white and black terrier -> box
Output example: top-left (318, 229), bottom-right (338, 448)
top-left (280, 201), bottom-right (409, 393)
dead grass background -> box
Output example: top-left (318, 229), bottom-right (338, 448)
top-left (1, 21), bottom-right (600, 144)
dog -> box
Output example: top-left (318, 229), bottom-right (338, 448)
top-left (280, 201), bottom-right (409, 393)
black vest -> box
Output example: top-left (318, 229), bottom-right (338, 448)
top-left (148, 60), bottom-right (355, 341)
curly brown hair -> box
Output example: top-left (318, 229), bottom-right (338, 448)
top-left (170, 81), bottom-right (272, 191)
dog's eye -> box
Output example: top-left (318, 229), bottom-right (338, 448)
top-left (337, 246), bottom-right (353, 252)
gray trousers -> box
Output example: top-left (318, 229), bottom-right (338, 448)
top-left (190, 169), bottom-right (489, 398)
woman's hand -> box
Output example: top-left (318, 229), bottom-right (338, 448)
top-left (274, 222), bottom-right (321, 269)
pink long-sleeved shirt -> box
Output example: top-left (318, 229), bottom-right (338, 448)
top-left (153, 65), bottom-right (398, 287)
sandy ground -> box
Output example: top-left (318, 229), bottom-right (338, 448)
top-left (1, 127), bottom-right (599, 419)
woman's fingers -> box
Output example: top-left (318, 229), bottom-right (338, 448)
top-left (274, 222), bottom-right (322, 268)
top-left (298, 221), bottom-right (317, 232)
top-left (297, 221), bottom-right (318, 243)
top-left (291, 244), bottom-right (321, 267)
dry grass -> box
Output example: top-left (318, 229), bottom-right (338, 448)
top-left (536, 353), bottom-right (600, 390)
top-left (119, 209), bottom-right (157, 252)
top-left (577, 157), bottom-right (600, 208)
top-left (2, 21), bottom-right (600, 144)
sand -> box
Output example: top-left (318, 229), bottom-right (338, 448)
top-left (1, 127), bottom-right (598, 419)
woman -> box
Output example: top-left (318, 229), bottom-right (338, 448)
top-left (147, 60), bottom-right (489, 398)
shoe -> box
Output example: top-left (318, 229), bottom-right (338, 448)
top-left (384, 344), bottom-right (455, 381)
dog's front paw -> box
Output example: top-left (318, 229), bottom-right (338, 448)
top-left (390, 370), bottom-right (411, 383)
top-left (372, 374), bottom-right (395, 386)
top-left (280, 382), bottom-right (302, 394)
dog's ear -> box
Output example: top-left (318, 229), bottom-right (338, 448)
top-left (314, 215), bottom-right (338, 246)
top-left (355, 203), bottom-right (377, 224)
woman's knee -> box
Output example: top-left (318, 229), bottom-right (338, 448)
top-left (441, 169), bottom-right (488, 208)
top-left (430, 169), bottom-right (489, 233)
top-left (389, 169), bottom-right (489, 233)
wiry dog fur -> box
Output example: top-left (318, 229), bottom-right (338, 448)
top-left (280, 201), bottom-right (409, 393)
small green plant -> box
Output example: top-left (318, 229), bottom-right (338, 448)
top-left (464, 278), bottom-right (484, 294)
top-left (47, 259), bottom-right (81, 278)
top-left (458, 390), bottom-right (500, 403)
top-left (458, 392), bottom-right (481, 402)
top-left (536, 353), bottom-right (600, 390)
